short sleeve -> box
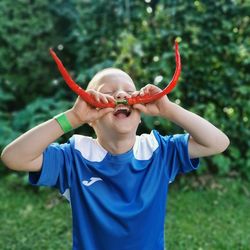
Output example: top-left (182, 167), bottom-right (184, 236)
top-left (153, 130), bottom-right (199, 183)
top-left (29, 141), bottom-right (73, 194)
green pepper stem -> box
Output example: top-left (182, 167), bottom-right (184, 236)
top-left (115, 99), bottom-right (128, 105)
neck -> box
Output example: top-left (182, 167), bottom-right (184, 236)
top-left (97, 133), bottom-right (136, 155)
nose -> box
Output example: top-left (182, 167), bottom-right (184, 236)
top-left (114, 90), bottom-right (129, 100)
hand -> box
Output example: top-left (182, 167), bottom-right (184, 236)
top-left (132, 84), bottom-right (172, 116)
top-left (70, 90), bottom-right (115, 126)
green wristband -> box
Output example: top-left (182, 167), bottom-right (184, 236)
top-left (54, 113), bottom-right (73, 133)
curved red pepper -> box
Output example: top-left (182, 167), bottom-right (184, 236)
top-left (49, 49), bottom-right (115, 108)
top-left (127, 41), bottom-right (181, 105)
top-left (50, 41), bottom-right (181, 108)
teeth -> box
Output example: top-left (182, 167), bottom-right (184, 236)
top-left (117, 107), bottom-right (128, 111)
top-left (114, 105), bottom-right (130, 112)
top-left (114, 105), bottom-right (131, 117)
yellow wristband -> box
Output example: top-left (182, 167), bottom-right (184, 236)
top-left (54, 113), bottom-right (73, 133)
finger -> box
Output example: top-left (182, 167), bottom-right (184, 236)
top-left (99, 94), bottom-right (108, 103)
top-left (131, 91), bottom-right (140, 97)
top-left (143, 85), bottom-right (152, 94)
top-left (146, 84), bottom-right (162, 94)
top-left (139, 85), bottom-right (153, 96)
top-left (133, 104), bottom-right (147, 113)
top-left (86, 89), bottom-right (97, 95)
top-left (139, 88), bottom-right (146, 96)
top-left (87, 90), bottom-right (101, 102)
top-left (106, 94), bottom-right (115, 102)
top-left (95, 94), bottom-right (100, 102)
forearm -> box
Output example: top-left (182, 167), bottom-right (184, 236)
top-left (162, 102), bottom-right (230, 156)
top-left (132, 84), bottom-right (229, 158)
top-left (1, 109), bottom-right (82, 171)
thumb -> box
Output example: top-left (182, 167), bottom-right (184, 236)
top-left (97, 107), bottom-right (114, 118)
top-left (133, 104), bottom-right (147, 113)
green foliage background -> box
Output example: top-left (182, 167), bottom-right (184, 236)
top-left (0, 0), bottom-right (250, 179)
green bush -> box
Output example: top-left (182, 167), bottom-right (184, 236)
top-left (0, 1), bottom-right (249, 179)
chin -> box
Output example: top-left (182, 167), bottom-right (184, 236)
top-left (116, 127), bottom-right (138, 135)
top-left (94, 110), bottom-right (141, 136)
top-left (111, 121), bottom-right (139, 135)
top-left (112, 112), bottom-right (140, 132)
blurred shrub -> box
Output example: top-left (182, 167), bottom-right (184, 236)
top-left (0, 0), bottom-right (249, 179)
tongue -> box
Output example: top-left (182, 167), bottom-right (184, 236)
top-left (116, 113), bottom-right (127, 119)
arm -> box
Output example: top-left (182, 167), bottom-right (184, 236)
top-left (1, 110), bottom-right (78, 172)
top-left (1, 93), bottom-right (114, 172)
top-left (133, 85), bottom-right (230, 158)
top-left (160, 102), bottom-right (230, 158)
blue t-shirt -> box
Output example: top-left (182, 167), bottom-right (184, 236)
top-left (29, 130), bottom-right (199, 250)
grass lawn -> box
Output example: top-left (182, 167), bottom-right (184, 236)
top-left (0, 173), bottom-right (249, 250)
top-left (166, 175), bottom-right (250, 249)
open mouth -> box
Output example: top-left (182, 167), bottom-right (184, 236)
top-left (113, 105), bottom-right (131, 118)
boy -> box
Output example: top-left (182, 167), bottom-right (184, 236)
top-left (1, 68), bottom-right (229, 250)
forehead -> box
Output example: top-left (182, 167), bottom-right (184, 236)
top-left (89, 70), bottom-right (136, 90)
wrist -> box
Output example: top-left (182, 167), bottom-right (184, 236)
top-left (54, 109), bottom-right (85, 133)
top-left (160, 100), bottom-right (176, 119)
top-left (65, 109), bottom-right (85, 129)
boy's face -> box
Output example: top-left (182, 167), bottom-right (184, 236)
top-left (89, 69), bottom-right (141, 137)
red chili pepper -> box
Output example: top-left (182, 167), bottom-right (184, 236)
top-left (127, 41), bottom-right (181, 105)
top-left (50, 41), bottom-right (181, 108)
top-left (49, 49), bottom-right (115, 108)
